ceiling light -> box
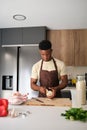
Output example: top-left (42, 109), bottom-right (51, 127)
top-left (13, 14), bottom-right (26, 21)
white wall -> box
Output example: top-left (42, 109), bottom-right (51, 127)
top-left (66, 66), bottom-right (87, 79)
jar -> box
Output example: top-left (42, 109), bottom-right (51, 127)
top-left (76, 75), bottom-right (86, 105)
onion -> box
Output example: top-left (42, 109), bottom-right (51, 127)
top-left (46, 90), bottom-right (53, 97)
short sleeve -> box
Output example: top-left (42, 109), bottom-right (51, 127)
top-left (60, 62), bottom-right (67, 76)
top-left (31, 60), bottom-right (41, 80)
top-left (31, 65), bottom-right (38, 79)
top-left (55, 58), bottom-right (67, 76)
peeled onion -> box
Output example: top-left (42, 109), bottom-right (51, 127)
top-left (46, 90), bottom-right (53, 97)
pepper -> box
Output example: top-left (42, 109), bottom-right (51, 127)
top-left (0, 99), bottom-right (8, 117)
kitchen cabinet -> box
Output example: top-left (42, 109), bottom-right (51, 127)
top-left (22, 27), bottom-right (46, 44)
top-left (47, 29), bottom-right (87, 66)
top-left (74, 30), bottom-right (87, 66)
top-left (47, 30), bottom-right (74, 66)
top-left (1, 27), bottom-right (46, 46)
top-left (2, 28), bottom-right (22, 46)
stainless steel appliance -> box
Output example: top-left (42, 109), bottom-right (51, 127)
top-left (18, 46), bottom-right (40, 98)
top-left (0, 46), bottom-right (40, 98)
top-left (0, 47), bottom-right (17, 97)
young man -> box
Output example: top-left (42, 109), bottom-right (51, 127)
top-left (30, 40), bottom-right (68, 99)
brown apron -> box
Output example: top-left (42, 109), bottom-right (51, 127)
top-left (39, 58), bottom-right (61, 97)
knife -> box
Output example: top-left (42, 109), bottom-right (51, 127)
top-left (32, 98), bottom-right (44, 103)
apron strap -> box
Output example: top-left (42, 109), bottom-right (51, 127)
top-left (52, 58), bottom-right (58, 76)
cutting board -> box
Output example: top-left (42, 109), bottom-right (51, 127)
top-left (25, 98), bottom-right (72, 107)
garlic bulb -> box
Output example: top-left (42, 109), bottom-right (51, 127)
top-left (9, 108), bottom-right (18, 118)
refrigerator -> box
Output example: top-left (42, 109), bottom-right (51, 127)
top-left (0, 46), bottom-right (41, 99)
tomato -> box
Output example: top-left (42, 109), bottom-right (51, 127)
top-left (0, 99), bottom-right (8, 109)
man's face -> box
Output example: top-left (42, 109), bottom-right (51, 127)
top-left (39, 49), bottom-right (52, 61)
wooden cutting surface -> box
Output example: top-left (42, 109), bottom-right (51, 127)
top-left (25, 98), bottom-right (72, 107)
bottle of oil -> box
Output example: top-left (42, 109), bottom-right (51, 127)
top-left (76, 75), bottom-right (86, 105)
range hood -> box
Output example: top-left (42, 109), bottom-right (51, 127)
top-left (1, 26), bottom-right (47, 47)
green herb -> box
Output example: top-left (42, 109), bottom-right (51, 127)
top-left (61, 108), bottom-right (87, 122)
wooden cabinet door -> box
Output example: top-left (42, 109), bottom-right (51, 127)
top-left (47, 30), bottom-right (75, 66)
top-left (74, 30), bottom-right (87, 66)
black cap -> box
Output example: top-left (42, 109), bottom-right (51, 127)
top-left (39, 40), bottom-right (52, 50)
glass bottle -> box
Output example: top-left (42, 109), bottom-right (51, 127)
top-left (76, 75), bottom-right (86, 105)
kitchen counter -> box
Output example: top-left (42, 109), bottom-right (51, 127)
top-left (0, 102), bottom-right (87, 130)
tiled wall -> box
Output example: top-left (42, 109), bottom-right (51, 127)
top-left (66, 66), bottom-right (87, 79)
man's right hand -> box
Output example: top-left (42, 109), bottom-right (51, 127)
top-left (39, 87), bottom-right (46, 95)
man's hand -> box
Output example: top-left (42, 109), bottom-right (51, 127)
top-left (39, 87), bottom-right (46, 95)
top-left (46, 88), bottom-right (56, 99)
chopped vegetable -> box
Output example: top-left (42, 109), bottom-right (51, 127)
top-left (61, 108), bottom-right (87, 122)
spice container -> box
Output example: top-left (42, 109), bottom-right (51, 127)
top-left (76, 75), bottom-right (86, 105)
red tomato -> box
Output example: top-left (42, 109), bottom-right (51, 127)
top-left (0, 99), bottom-right (8, 109)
